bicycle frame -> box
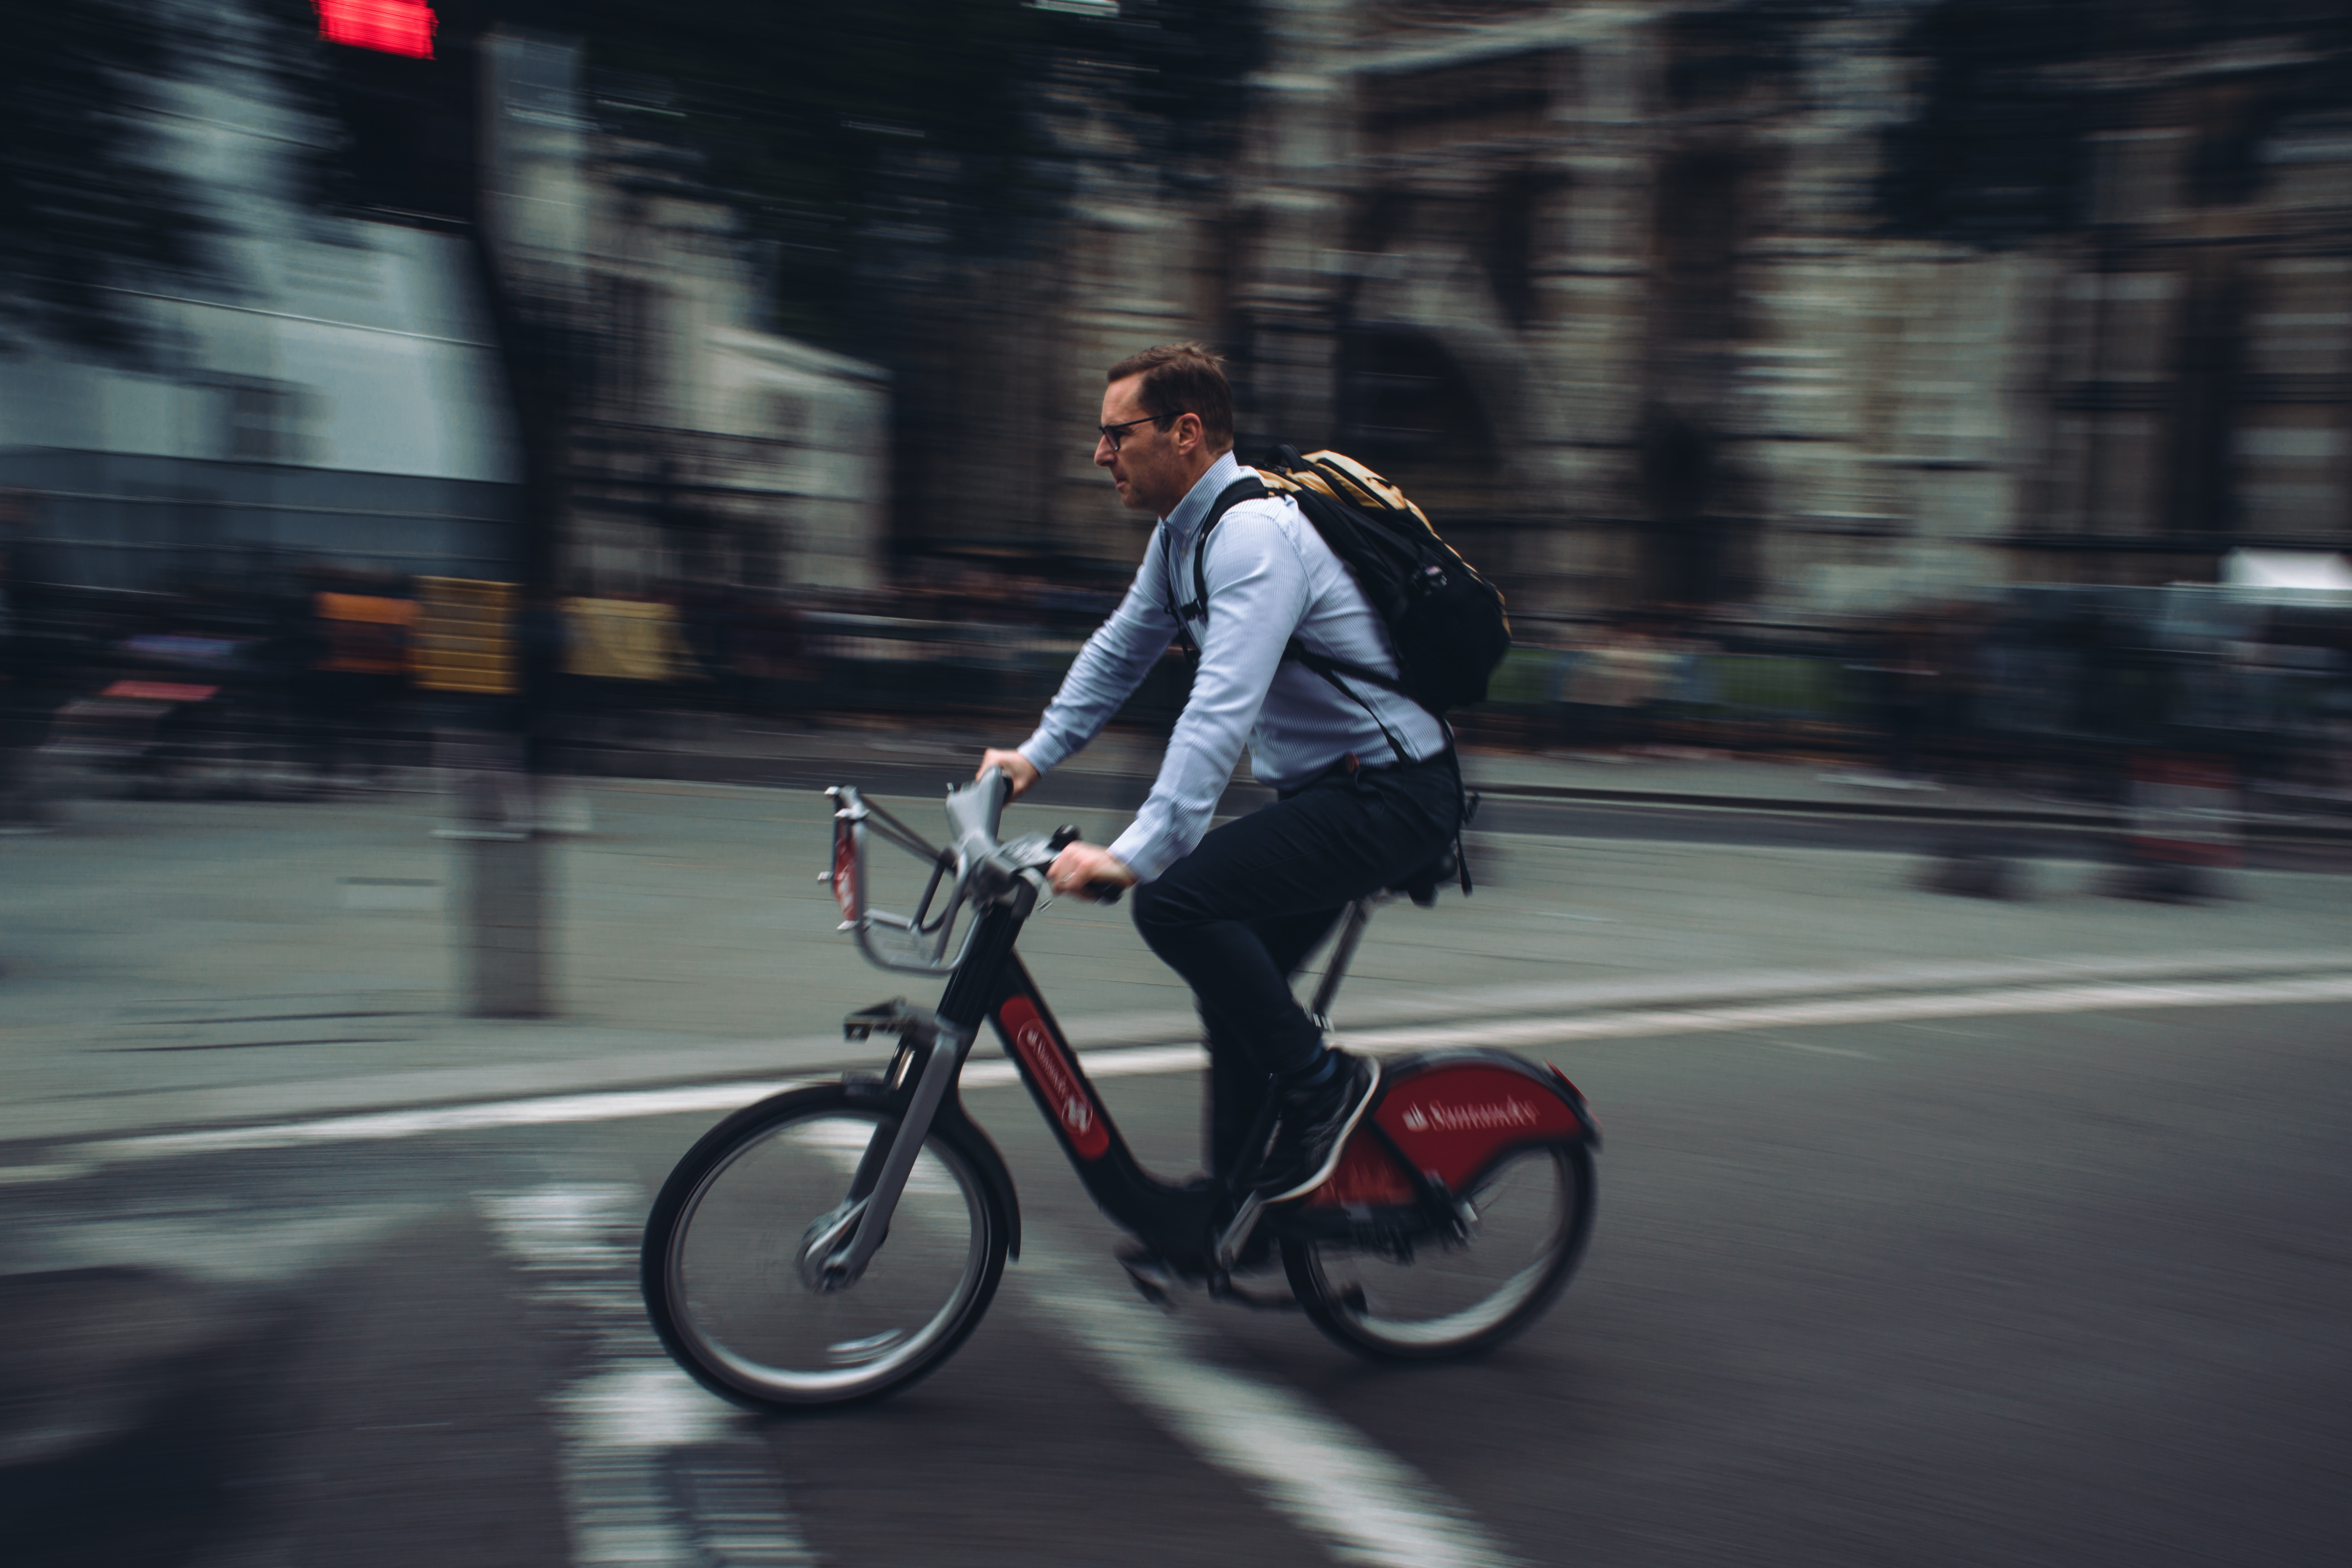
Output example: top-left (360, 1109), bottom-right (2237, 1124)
top-left (807, 776), bottom-right (1596, 1294)
top-left (813, 781), bottom-right (1219, 1280)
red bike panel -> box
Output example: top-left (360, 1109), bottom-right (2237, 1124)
top-left (1305, 1135), bottom-right (1416, 1208)
top-left (998, 995), bottom-right (1110, 1160)
top-left (1373, 1062), bottom-right (1584, 1193)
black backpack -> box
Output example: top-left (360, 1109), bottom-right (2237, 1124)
top-left (1173, 446), bottom-right (1512, 721)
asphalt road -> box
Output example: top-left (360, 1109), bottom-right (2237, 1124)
top-left (9, 993), bottom-right (2350, 1568)
top-left (5, 783), bottom-right (2350, 1566)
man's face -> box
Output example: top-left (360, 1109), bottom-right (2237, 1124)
top-left (1097, 374), bottom-right (1186, 517)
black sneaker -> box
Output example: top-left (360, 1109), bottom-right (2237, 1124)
top-left (1254, 1052), bottom-right (1380, 1203)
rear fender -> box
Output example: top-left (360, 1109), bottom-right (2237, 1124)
top-left (1319, 1051), bottom-right (1596, 1208)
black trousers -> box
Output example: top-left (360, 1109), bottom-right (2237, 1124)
top-left (1130, 749), bottom-right (1464, 1174)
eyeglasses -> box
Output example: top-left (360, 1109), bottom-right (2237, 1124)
top-left (1096, 412), bottom-right (1188, 453)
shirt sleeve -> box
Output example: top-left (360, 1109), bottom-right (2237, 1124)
top-left (1018, 534), bottom-right (1180, 775)
top-left (1108, 502), bottom-right (1309, 881)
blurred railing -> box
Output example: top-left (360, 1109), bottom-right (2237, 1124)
top-left (12, 581), bottom-right (2350, 817)
top-left (797, 613), bottom-right (1103, 714)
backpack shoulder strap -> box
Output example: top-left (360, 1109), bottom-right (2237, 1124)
top-left (1173, 474), bottom-right (1271, 624)
top-left (1165, 474), bottom-right (1271, 671)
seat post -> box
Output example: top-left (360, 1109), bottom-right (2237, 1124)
top-left (1307, 897), bottom-right (1377, 1032)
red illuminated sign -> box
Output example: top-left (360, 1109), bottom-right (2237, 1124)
top-left (315, 0), bottom-right (436, 59)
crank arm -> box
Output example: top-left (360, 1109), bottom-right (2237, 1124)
top-left (1211, 1190), bottom-right (1268, 1274)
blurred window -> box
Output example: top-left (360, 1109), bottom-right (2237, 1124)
top-left (1363, 52), bottom-right (1559, 157)
top-left (2263, 117), bottom-right (2352, 212)
top-left (2055, 272), bottom-right (2180, 386)
top-left (1336, 326), bottom-right (1496, 471)
top-left (2234, 419), bottom-right (2348, 535)
top-left (2246, 259), bottom-right (2352, 380)
top-left (2235, 260), bottom-right (2352, 537)
top-left (221, 380), bottom-right (308, 463)
top-left (1655, 150), bottom-right (1747, 344)
top-left (764, 394), bottom-right (808, 442)
top-left (2088, 130), bottom-right (2184, 226)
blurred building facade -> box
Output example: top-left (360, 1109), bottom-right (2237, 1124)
top-left (478, 33), bottom-right (889, 598)
top-left (0, 24), bottom-right (525, 591)
top-left (956, 0), bottom-right (2352, 627)
top-left (0, 7), bottom-right (887, 603)
top-left (7, 2), bottom-right (2348, 632)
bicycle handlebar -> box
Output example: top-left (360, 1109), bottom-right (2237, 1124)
top-left (831, 770), bottom-right (1124, 975)
top-left (949, 767), bottom-right (1124, 901)
top-left (945, 766), bottom-right (1014, 878)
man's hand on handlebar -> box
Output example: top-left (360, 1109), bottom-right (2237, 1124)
top-left (1047, 842), bottom-right (1137, 903)
top-left (976, 748), bottom-right (1040, 800)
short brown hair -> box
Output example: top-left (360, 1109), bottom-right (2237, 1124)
top-left (1106, 342), bottom-right (1234, 451)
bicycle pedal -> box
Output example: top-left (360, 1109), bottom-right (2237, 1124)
top-left (1117, 1253), bottom-right (1182, 1312)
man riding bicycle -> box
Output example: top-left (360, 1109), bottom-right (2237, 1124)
top-left (978, 343), bottom-right (1465, 1223)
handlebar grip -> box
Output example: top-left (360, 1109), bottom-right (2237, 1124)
top-left (1084, 880), bottom-right (1126, 905)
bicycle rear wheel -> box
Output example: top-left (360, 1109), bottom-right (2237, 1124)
top-left (1284, 1141), bottom-right (1593, 1360)
top-left (642, 1083), bottom-right (1009, 1410)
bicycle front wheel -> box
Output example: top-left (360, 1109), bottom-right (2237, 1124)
top-left (642, 1084), bottom-right (1009, 1410)
top-left (1285, 1141), bottom-right (1594, 1361)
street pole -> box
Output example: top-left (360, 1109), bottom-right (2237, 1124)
top-left (444, 24), bottom-right (591, 1017)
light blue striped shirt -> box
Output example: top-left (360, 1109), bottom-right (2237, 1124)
top-left (1019, 451), bottom-right (1447, 882)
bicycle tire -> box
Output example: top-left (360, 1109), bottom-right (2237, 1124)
top-left (1284, 1140), bottom-right (1594, 1361)
top-left (642, 1082), bottom-right (1010, 1411)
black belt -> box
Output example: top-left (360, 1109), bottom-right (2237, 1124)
top-left (1286, 745), bottom-right (1456, 796)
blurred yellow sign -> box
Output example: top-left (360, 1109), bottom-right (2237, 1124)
top-left (414, 577), bottom-right (517, 694)
top-left (562, 598), bottom-right (698, 682)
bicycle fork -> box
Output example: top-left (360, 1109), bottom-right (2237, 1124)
top-left (797, 1002), bottom-right (972, 1293)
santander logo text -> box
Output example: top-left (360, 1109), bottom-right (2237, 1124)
top-left (1000, 997), bottom-right (1110, 1159)
top-left (1398, 1097), bottom-right (1543, 1134)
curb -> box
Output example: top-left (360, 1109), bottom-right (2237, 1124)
top-left (550, 742), bottom-right (2352, 845)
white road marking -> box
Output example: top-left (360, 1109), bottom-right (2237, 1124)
top-left (63, 1045), bottom-right (1209, 1168)
top-left (0, 1161), bottom-right (95, 1185)
top-left (787, 1130), bottom-right (1515, 1566)
top-left (100, 1084), bottom-right (808, 1161)
top-left (1334, 972), bottom-right (2352, 1054)
top-left (1008, 1235), bottom-right (1520, 1568)
top-left (1330, 946), bottom-right (2352, 1034)
top-left (1768, 1039), bottom-right (1877, 1059)
top-left (481, 1185), bottom-right (822, 1568)
top-left (19, 948), bottom-right (2338, 1153)
top-left (18, 966), bottom-right (2352, 1181)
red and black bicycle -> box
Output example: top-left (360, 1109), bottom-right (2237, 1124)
top-left (642, 768), bottom-right (1599, 1410)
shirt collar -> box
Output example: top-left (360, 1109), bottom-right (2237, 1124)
top-left (1160, 450), bottom-right (1247, 542)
